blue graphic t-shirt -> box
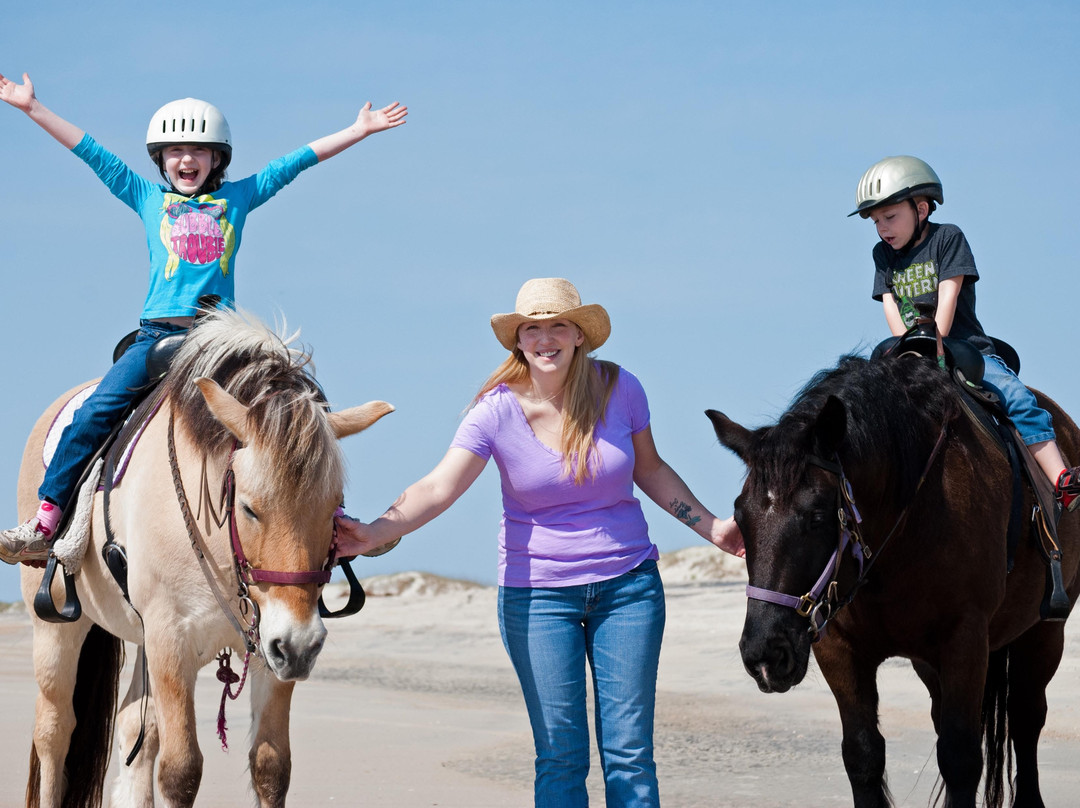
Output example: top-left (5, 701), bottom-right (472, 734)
top-left (72, 133), bottom-right (318, 319)
top-left (870, 222), bottom-right (994, 354)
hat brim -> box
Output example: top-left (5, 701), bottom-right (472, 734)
top-left (490, 304), bottom-right (611, 351)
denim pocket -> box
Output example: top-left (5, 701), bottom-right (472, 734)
top-left (626, 558), bottom-right (658, 576)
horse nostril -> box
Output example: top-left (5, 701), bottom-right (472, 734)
top-left (268, 638), bottom-right (286, 665)
top-left (770, 643), bottom-right (794, 676)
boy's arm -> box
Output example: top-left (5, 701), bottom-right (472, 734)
top-left (0, 72), bottom-right (84, 150)
top-left (934, 276), bottom-right (963, 337)
top-left (882, 293), bottom-right (908, 336)
top-left (308, 101), bottom-right (407, 162)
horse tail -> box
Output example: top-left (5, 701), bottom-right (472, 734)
top-left (26, 742), bottom-right (41, 808)
top-left (62, 624), bottom-right (124, 808)
top-left (981, 646), bottom-right (1011, 808)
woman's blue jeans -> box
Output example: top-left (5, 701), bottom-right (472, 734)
top-left (40, 320), bottom-right (187, 508)
top-left (498, 559), bottom-right (666, 808)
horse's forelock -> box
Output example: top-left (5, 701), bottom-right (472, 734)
top-left (246, 390), bottom-right (346, 497)
top-left (162, 309), bottom-right (344, 500)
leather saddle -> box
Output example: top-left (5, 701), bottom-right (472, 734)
top-left (870, 326), bottom-right (1070, 620)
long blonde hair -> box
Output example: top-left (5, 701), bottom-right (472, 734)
top-left (473, 337), bottom-right (619, 485)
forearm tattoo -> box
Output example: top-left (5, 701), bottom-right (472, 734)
top-left (670, 498), bottom-right (701, 527)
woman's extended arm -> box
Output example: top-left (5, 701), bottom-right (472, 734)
top-left (631, 425), bottom-right (745, 557)
top-left (334, 447), bottom-right (486, 557)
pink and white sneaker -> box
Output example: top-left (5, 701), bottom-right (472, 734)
top-left (0, 519), bottom-right (53, 565)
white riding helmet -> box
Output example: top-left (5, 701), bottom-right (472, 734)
top-left (146, 98), bottom-right (232, 167)
top-left (849, 155), bottom-right (943, 218)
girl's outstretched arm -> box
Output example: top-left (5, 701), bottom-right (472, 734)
top-left (0, 72), bottom-right (84, 150)
top-left (308, 101), bottom-right (407, 162)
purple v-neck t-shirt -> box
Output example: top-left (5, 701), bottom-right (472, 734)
top-left (451, 365), bottom-right (659, 587)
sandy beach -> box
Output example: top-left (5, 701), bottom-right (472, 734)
top-left (2, 547), bottom-right (1079, 807)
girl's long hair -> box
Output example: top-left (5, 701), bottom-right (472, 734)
top-left (473, 336), bottom-right (619, 485)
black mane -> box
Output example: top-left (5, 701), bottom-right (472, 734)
top-left (748, 354), bottom-right (959, 502)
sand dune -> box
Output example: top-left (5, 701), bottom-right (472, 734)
top-left (1, 548), bottom-right (1078, 807)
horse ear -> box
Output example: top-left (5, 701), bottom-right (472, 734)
top-left (706, 409), bottom-right (753, 463)
top-left (195, 377), bottom-right (251, 443)
top-left (814, 395), bottom-right (847, 456)
top-left (328, 401), bottom-right (395, 439)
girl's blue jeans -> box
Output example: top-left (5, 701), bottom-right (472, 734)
top-left (40, 320), bottom-right (188, 508)
top-left (498, 559), bottom-right (666, 808)
top-left (980, 354), bottom-right (1056, 446)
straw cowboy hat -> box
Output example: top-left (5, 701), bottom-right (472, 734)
top-left (491, 278), bottom-right (611, 351)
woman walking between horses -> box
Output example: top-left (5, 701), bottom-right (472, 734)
top-left (335, 277), bottom-right (744, 807)
top-left (852, 155), bottom-right (1080, 511)
top-left (0, 70), bottom-right (407, 564)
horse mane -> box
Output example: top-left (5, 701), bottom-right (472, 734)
top-left (160, 308), bottom-right (344, 496)
top-left (750, 354), bottom-right (958, 503)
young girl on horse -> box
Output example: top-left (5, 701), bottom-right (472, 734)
top-left (851, 155), bottom-right (1080, 511)
top-left (0, 71), bottom-right (407, 564)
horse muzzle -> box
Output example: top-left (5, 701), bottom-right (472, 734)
top-left (258, 603), bottom-right (328, 681)
top-left (739, 601), bottom-right (812, 693)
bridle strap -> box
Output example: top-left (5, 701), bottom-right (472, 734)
top-left (746, 415), bottom-right (951, 637)
top-left (222, 468), bottom-right (332, 586)
top-left (168, 410), bottom-right (259, 653)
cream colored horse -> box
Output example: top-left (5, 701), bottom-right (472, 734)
top-left (18, 309), bottom-right (392, 808)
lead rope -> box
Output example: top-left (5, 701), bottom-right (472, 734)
top-left (215, 648), bottom-right (251, 750)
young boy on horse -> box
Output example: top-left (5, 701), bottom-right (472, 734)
top-left (851, 154), bottom-right (1080, 511)
top-left (0, 71), bottom-right (407, 565)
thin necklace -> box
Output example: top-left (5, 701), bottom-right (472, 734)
top-left (521, 387), bottom-right (564, 405)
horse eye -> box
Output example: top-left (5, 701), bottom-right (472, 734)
top-left (808, 510), bottom-right (829, 528)
top-left (242, 504), bottom-right (259, 521)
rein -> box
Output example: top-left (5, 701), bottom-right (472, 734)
top-left (167, 410), bottom-right (335, 654)
top-left (746, 416), bottom-right (951, 639)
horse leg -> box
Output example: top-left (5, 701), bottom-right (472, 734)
top-left (111, 646), bottom-right (160, 808)
top-left (28, 619), bottom-right (91, 808)
top-left (1003, 623), bottom-right (1064, 808)
top-left (911, 659), bottom-right (942, 733)
top-left (813, 636), bottom-right (892, 808)
top-left (934, 625), bottom-right (990, 808)
top-left (145, 638), bottom-right (202, 808)
top-left (249, 664), bottom-right (296, 808)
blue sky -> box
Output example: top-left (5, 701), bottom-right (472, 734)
top-left (2, 1), bottom-right (1077, 602)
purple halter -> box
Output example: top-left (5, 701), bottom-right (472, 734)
top-left (745, 454), bottom-right (869, 639)
top-left (745, 419), bottom-right (949, 640)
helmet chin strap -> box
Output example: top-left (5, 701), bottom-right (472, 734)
top-left (894, 198), bottom-right (927, 256)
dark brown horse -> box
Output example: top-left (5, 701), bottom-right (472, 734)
top-left (707, 353), bottom-right (1080, 808)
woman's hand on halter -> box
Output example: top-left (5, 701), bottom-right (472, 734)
top-left (711, 515), bottom-right (746, 558)
top-left (333, 512), bottom-right (396, 559)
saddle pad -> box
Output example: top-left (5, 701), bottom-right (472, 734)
top-left (42, 383), bottom-right (156, 488)
top-left (42, 383), bottom-right (98, 468)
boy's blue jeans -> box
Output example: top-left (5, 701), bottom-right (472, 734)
top-left (498, 559), bottom-right (666, 808)
top-left (40, 320), bottom-right (188, 508)
top-left (980, 354), bottom-right (1056, 446)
